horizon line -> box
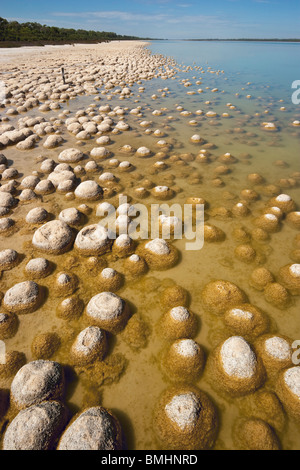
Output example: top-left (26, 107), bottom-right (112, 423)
top-left (156, 38), bottom-right (300, 42)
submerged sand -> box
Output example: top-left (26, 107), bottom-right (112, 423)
top-left (0, 40), bottom-right (299, 450)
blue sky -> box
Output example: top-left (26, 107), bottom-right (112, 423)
top-left (1, 0), bottom-right (300, 39)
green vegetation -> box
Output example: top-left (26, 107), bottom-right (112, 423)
top-left (0, 17), bottom-right (146, 46)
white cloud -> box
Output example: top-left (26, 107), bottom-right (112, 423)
top-left (51, 10), bottom-right (229, 28)
top-left (52, 10), bottom-right (169, 23)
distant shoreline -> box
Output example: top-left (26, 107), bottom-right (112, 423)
top-left (182, 38), bottom-right (300, 43)
top-left (0, 41), bottom-right (150, 63)
top-left (1, 38), bottom-right (299, 49)
top-left (0, 39), bottom-right (153, 49)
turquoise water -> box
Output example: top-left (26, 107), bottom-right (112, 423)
top-left (149, 40), bottom-right (300, 98)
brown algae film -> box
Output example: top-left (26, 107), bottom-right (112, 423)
top-left (0, 41), bottom-right (299, 450)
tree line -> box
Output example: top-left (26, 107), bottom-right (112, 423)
top-left (0, 17), bottom-right (144, 43)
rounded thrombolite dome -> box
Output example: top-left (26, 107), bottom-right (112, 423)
top-left (232, 202), bottom-right (250, 218)
top-left (234, 244), bottom-right (256, 263)
top-left (276, 366), bottom-right (300, 420)
top-left (0, 191), bottom-right (17, 209)
top-left (74, 180), bottom-right (103, 201)
top-left (25, 207), bottom-right (49, 225)
top-left (240, 188), bottom-right (259, 202)
top-left (119, 161), bottom-right (133, 172)
top-left (35, 179), bottom-right (56, 196)
top-left (90, 147), bottom-right (111, 159)
top-left (56, 296), bottom-right (84, 321)
top-left (254, 334), bottom-right (293, 377)
top-left (267, 194), bottom-right (296, 214)
top-left (31, 332), bottom-right (61, 360)
top-left (153, 386), bottom-right (218, 450)
top-left (134, 187), bottom-right (149, 199)
top-left (0, 154), bottom-right (8, 166)
top-left (157, 306), bottom-right (198, 341)
top-left (99, 172), bottom-right (116, 184)
top-left (223, 304), bottom-right (269, 340)
top-left (161, 339), bottom-right (205, 382)
top-left (278, 263), bottom-right (300, 295)
top-left (98, 268), bottom-right (124, 292)
top-left (0, 312), bottom-right (18, 339)
top-left (247, 172), bottom-right (265, 185)
top-left (254, 213), bottom-right (280, 233)
top-left (0, 207), bottom-right (10, 217)
top-left (54, 272), bottom-right (78, 297)
top-left (136, 146), bottom-right (151, 158)
top-left (25, 258), bottom-right (52, 279)
top-left (112, 234), bottom-right (135, 258)
top-left (160, 285), bottom-right (189, 309)
top-left (48, 170), bottom-right (75, 189)
top-left (262, 205), bottom-right (283, 221)
top-left (203, 224), bottom-right (226, 243)
top-left (0, 217), bottom-right (15, 234)
top-left (3, 281), bottom-right (42, 314)
top-left (249, 267), bottom-right (275, 291)
top-left (286, 211), bottom-right (300, 230)
top-left (138, 238), bottom-right (178, 270)
top-left (86, 291), bottom-right (130, 333)
top-left (58, 148), bottom-right (84, 163)
top-left (232, 418), bottom-right (281, 450)
top-left (19, 189), bottom-right (38, 204)
top-left (10, 360), bottom-right (65, 409)
top-left (0, 249), bottom-right (19, 271)
top-left (251, 228), bottom-right (269, 242)
top-left (263, 282), bottom-right (290, 309)
top-left (114, 214), bottom-right (132, 235)
top-left (238, 389), bottom-right (286, 434)
top-left (123, 254), bottom-right (148, 277)
top-left (57, 406), bottom-right (123, 450)
top-left (201, 280), bottom-right (248, 315)
top-left (85, 160), bottom-right (99, 173)
top-left (70, 326), bottom-right (107, 366)
top-left (40, 158), bottom-right (56, 174)
top-left (151, 185), bottom-right (174, 200)
top-left (32, 220), bottom-right (75, 254)
top-left (207, 336), bottom-right (265, 397)
top-left (74, 224), bottom-right (112, 256)
top-left (59, 207), bottom-right (83, 227)
top-left (185, 196), bottom-right (208, 208)
top-left (58, 179), bottom-right (75, 194)
top-left (0, 351), bottom-right (26, 379)
top-left (3, 401), bottom-right (68, 450)
top-left (232, 226), bottom-right (251, 243)
top-left (158, 215), bottom-right (182, 236)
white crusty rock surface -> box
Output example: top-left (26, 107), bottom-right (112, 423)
top-left (57, 407), bottom-right (122, 450)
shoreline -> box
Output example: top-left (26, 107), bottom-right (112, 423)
top-left (0, 39), bottom-right (154, 50)
top-left (0, 40), bottom-right (151, 65)
top-left (183, 38), bottom-right (300, 43)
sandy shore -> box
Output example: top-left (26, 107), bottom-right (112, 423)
top-left (0, 38), bottom-right (176, 150)
top-left (0, 40), bottom-right (150, 64)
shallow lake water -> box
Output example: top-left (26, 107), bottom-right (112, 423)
top-left (0, 40), bottom-right (300, 450)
